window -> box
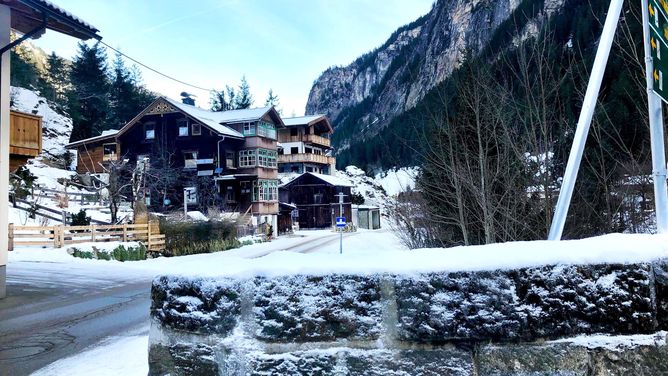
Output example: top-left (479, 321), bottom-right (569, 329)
top-left (192, 123), bottom-right (201, 136)
top-left (305, 147), bottom-right (312, 154)
top-left (257, 121), bottom-right (276, 139)
top-left (240, 181), bottom-right (251, 195)
top-left (239, 149), bottom-right (257, 168)
top-left (243, 122), bottom-right (256, 136)
top-left (305, 127), bottom-right (311, 135)
top-left (178, 119), bottom-right (188, 137)
top-left (183, 151), bottom-right (198, 169)
top-left (313, 193), bottom-right (323, 204)
top-left (291, 147), bottom-right (299, 154)
top-left (225, 151), bottom-right (235, 169)
top-left (257, 149), bottom-right (277, 168)
top-left (145, 122), bottom-right (155, 139)
top-left (252, 180), bottom-right (278, 202)
top-left (290, 128), bottom-right (298, 137)
top-left (225, 186), bottom-right (235, 202)
top-left (102, 143), bottom-right (117, 161)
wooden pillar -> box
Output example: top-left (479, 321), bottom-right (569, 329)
top-left (91, 224), bottom-right (96, 242)
top-left (0, 4), bottom-right (10, 299)
top-left (53, 226), bottom-right (59, 248)
top-left (60, 225), bottom-right (65, 247)
top-left (122, 223), bottom-right (127, 242)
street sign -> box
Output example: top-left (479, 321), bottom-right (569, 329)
top-left (335, 217), bottom-right (346, 228)
top-left (649, 0), bottom-right (668, 102)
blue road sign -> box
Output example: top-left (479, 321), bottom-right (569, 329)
top-left (335, 217), bottom-right (346, 227)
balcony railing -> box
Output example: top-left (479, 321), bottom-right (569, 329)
top-left (278, 153), bottom-right (335, 165)
top-left (278, 134), bottom-right (330, 147)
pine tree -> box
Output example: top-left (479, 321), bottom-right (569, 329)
top-left (44, 52), bottom-right (69, 104)
top-left (10, 49), bottom-right (42, 90)
top-left (235, 76), bottom-right (253, 109)
top-left (210, 89), bottom-right (228, 111)
top-left (108, 51), bottom-right (155, 129)
top-left (265, 89), bottom-right (279, 107)
top-left (68, 42), bottom-right (111, 142)
top-left (226, 85), bottom-right (236, 109)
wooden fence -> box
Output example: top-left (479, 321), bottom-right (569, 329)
top-left (9, 221), bottom-right (165, 252)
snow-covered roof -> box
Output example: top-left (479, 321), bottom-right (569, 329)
top-left (101, 129), bottom-right (118, 136)
top-left (280, 172), bottom-right (353, 188)
top-left (282, 115), bottom-right (325, 127)
top-left (10, 0), bottom-right (100, 40)
top-left (161, 97), bottom-right (244, 138)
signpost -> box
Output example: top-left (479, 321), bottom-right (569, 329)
top-left (335, 192), bottom-right (346, 254)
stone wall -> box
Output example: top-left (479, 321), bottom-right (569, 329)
top-left (149, 259), bottom-right (668, 375)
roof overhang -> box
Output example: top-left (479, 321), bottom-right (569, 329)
top-left (66, 132), bottom-right (117, 149)
top-left (2, 0), bottom-right (100, 40)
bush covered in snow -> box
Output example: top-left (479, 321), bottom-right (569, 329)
top-left (69, 242), bottom-right (147, 261)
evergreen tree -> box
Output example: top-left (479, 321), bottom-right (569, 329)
top-left (226, 85), bottom-right (236, 109)
top-left (265, 88), bottom-right (279, 107)
top-left (10, 49), bottom-right (42, 90)
top-left (210, 89), bottom-right (229, 111)
top-left (68, 42), bottom-right (111, 142)
top-left (235, 76), bottom-right (253, 109)
top-left (108, 51), bottom-right (155, 129)
top-left (44, 52), bottom-right (69, 104)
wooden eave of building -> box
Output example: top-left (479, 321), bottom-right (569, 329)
top-left (283, 115), bottom-right (333, 134)
top-left (114, 97), bottom-right (245, 140)
top-left (2, 0), bottom-right (100, 40)
top-left (66, 132), bottom-right (117, 149)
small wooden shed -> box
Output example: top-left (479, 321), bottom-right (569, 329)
top-left (9, 109), bottom-right (41, 171)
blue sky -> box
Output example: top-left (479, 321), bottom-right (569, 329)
top-left (32, 0), bottom-right (434, 116)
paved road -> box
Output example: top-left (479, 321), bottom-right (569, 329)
top-left (0, 231), bottom-right (361, 375)
top-left (0, 263), bottom-right (151, 376)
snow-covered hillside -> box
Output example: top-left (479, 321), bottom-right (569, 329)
top-left (10, 86), bottom-right (73, 162)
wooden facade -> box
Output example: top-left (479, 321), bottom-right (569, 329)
top-left (9, 110), bottom-right (41, 171)
top-left (66, 97), bottom-right (283, 219)
top-left (279, 172), bottom-right (352, 229)
top-left (278, 115), bottom-right (335, 175)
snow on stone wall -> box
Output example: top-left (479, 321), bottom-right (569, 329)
top-left (148, 258), bottom-right (668, 375)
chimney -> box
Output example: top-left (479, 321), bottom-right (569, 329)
top-left (180, 91), bottom-right (196, 106)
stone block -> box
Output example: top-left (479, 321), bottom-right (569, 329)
top-left (148, 343), bottom-right (219, 376)
top-left (478, 343), bottom-right (590, 376)
top-left (253, 274), bottom-right (382, 342)
top-left (395, 271), bottom-right (528, 342)
top-left (151, 276), bottom-right (241, 335)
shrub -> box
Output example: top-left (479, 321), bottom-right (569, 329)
top-left (71, 209), bottom-right (91, 226)
top-left (70, 243), bottom-right (147, 261)
top-left (159, 219), bottom-right (240, 256)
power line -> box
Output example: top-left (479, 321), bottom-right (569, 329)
top-left (98, 40), bottom-right (215, 93)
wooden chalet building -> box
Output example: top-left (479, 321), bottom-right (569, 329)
top-left (278, 115), bottom-right (335, 175)
top-left (66, 97), bottom-right (284, 230)
top-left (279, 172), bottom-right (352, 229)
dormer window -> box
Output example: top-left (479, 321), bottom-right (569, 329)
top-left (145, 122), bottom-right (155, 139)
top-left (178, 119), bottom-right (188, 137)
top-left (243, 122), bottom-right (256, 136)
top-left (192, 123), bottom-right (201, 136)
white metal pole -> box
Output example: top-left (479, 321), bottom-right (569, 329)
top-left (642, 0), bottom-right (668, 233)
top-left (548, 0), bottom-right (624, 240)
top-left (339, 193), bottom-right (343, 254)
top-left (183, 189), bottom-right (187, 218)
top-left (0, 5), bottom-right (10, 299)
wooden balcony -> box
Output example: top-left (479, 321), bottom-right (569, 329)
top-left (278, 134), bottom-right (331, 147)
top-left (278, 153), bottom-right (335, 165)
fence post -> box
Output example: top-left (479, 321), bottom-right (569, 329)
top-left (8, 223), bottom-right (13, 251)
top-left (91, 224), bottom-right (96, 242)
top-left (60, 224), bottom-right (66, 247)
top-left (53, 226), bottom-right (59, 248)
top-left (61, 210), bottom-right (67, 225)
top-left (147, 222), bottom-right (151, 250)
top-left (122, 223), bottom-right (127, 242)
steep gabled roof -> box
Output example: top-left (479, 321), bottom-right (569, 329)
top-left (282, 114), bottom-right (333, 133)
top-left (66, 130), bottom-right (118, 148)
top-left (279, 172), bottom-right (353, 188)
top-left (161, 97), bottom-right (245, 138)
top-left (68, 96), bottom-right (287, 147)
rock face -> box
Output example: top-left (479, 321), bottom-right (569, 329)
top-left (149, 259), bottom-right (668, 375)
top-left (306, 0), bottom-right (565, 148)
